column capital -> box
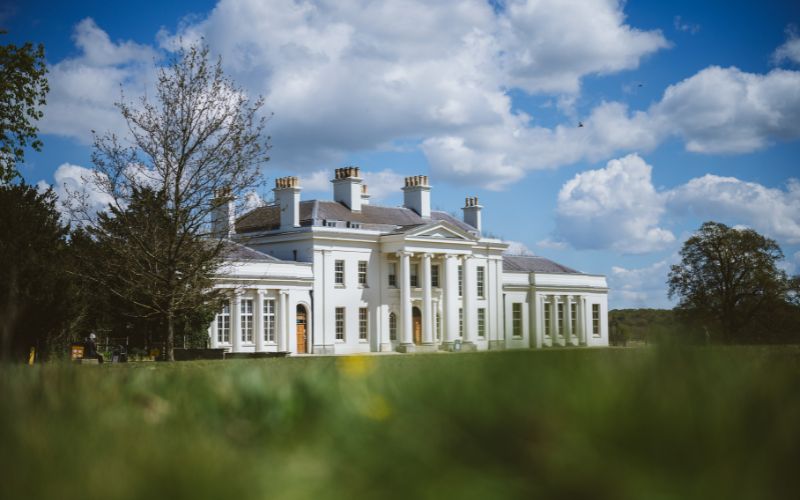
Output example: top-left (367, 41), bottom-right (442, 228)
top-left (421, 252), bottom-right (433, 259)
top-left (279, 289), bottom-right (290, 296)
top-left (257, 289), bottom-right (266, 298)
top-left (396, 250), bottom-right (414, 258)
top-left (444, 253), bottom-right (460, 261)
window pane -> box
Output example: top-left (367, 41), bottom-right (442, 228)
top-left (389, 313), bottom-right (397, 341)
top-left (359, 308), bottom-right (368, 340)
top-left (478, 308), bottom-right (486, 338)
top-left (477, 266), bottom-right (485, 298)
top-left (358, 261), bottom-right (368, 285)
top-left (336, 307), bottom-right (345, 340)
top-left (335, 260), bottom-right (345, 285)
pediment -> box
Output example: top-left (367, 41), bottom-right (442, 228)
top-left (405, 221), bottom-right (477, 241)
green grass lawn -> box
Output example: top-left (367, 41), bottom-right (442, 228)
top-left (2, 347), bottom-right (799, 500)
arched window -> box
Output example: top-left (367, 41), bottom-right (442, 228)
top-left (389, 312), bottom-right (397, 341)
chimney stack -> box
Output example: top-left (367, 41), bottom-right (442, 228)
top-left (402, 175), bottom-right (431, 218)
top-left (273, 176), bottom-right (301, 230)
top-left (462, 196), bottom-right (482, 234)
top-left (360, 183), bottom-right (371, 206)
top-left (331, 166), bottom-right (363, 212)
top-left (211, 187), bottom-right (235, 238)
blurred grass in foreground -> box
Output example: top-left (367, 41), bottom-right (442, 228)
top-left (1, 347), bottom-right (799, 500)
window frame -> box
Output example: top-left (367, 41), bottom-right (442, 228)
top-left (592, 304), bottom-right (601, 337)
top-left (410, 263), bottom-right (419, 288)
top-left (388, 262), bottom-right (397, 288)
top-left (217, 300), bottom-right (231, 344)
top-left (476, 266), bottom-right (485, 298)
top-left (263, 298), bottom-right (275, 343)
top-left (389, 312), bottom-right (397, 341)
top-left (431, 264), bottom-right (440, 288)
top-left (359, 307), bottom-right (368, 341)
top-left (557, 302), bottom-right (565, 338)
top-left (512, 303), bottom-right (522, 338)
top-left (458, 265), bottom-right (463, 297)
top-left (358, 260), bottom-right (368, 286)
top-left (477, 307), bottom-right (486, 338)
top-left (335, 307), bottom-right (345, 341)
top-left (334, 260), bottom-right (345, 286)
top-left (241, 298), bottom-right (254, 343)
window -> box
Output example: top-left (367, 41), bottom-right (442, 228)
top-left (389, 313), bottom-right (397, 341)
top-left (335, 260), bottom-right (345, 285)
top-left (358, 260), bottom-right (368, 286)
top-left (544, 302), bottom-right (551, 336)
top-left (324, 220), bottom-right (337, 228)
top-left (592, 304), bottom-right (600, 337)
top-left (458, 265), bottom-right (463, 297)
top-left (557, 303), bottom-right (565, 337)
top-left (241, 299), bottom-right (253, 342)
top-left (263, 299), bottom-right (275, 343)
top-left (512, 303), bottom-right (522, 337)
top-left (388, 263), bottom-right (397, 287)
top-left (335, 307), bottom-right (345, 341)
top-left (570, 302), bottom-right (577, 335)
top-left (478, 308), bottom-right (486, 338)
top-left (459, 308), bottom-right (464, 337)
top-left (347, 221), bottom-right (361, 229)
top-left (217, 301), bottom-right (230, 343)
top-left (477, 266), bottom-right (485, 298)
top-left (436, 309), bottom-right (441, 340)
top-left (359, 308), bottom-right (368, 340)
top-left (431, 265), bottom-right (440, 288)
top-left (410, 263), bottom-right (419, 288)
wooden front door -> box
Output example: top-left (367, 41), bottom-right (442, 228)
top-left (412, 307), bottom-right (422, 345)
top-left (296, 306), bottom-right (307, 354)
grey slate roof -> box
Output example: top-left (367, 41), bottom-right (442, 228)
top-left (235, 200), bottom-right (477, 234)
top-left (502, 255), bottom-right (582, 274)
top-left (221, 240), bottom-right (284, 262)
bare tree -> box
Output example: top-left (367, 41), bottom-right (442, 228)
top-left (78, 42), bottom-right (269, 360)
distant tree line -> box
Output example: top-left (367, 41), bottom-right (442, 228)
top-left (612, 222), bottom-right (800, 346)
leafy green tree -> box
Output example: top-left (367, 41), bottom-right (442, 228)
top-left (667, 221), bottom-right (795, 343)
top-left (0, 32), bottom-right (49, 182)
top-left (74, 187), bottom-right (224, 358)
top-left (0, 183), bottom-right (70, 361)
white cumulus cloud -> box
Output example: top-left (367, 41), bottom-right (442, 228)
top-left (552, 154), bottom-right (800, 253)
top-left (555, 154), bottom-right (675, 254)
top-left (773, 26), bottom-right (800, 65)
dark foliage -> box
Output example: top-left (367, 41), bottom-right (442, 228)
top-left (667, 221), bottom-right (799, 343)
top-left (0, 183), bottom-right (71, 361)
top-left (0, 32), bottom-right (49, 182)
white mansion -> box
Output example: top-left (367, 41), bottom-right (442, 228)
top-left (209, 167), bottom-right (608, 355)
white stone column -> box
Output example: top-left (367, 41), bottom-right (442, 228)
top-left (255, 291), bottom-right (265, 352)
top-left (421, 253), bottom-right (434, 348)
top-left (378, 254), bottom-right (391, 352)
top-left (442, 254), bottom-right (460, 350)
top-left (398, 251), bottom-right (414, 352)
top-left (278, 290), bottom-right (287, 352)
top-left (497, 259), bottom-right (505, 348)
top-left (530, 290), bottom-right (540, 349)
top-left (549, 296), bottom-right (559, 345)
top-left (209, 320), bottom-right (218, 349)
top-left (461, 255), bottom-right (477, 350)
top-left (565, 295), bottom-right (574, 346)
top-left (232, 292), bottom-right (242, 353)
top-left (579, 296), bottom-right (587, 345)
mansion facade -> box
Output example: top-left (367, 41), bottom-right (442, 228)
top-left (208, 167), bottom-right (608, 355)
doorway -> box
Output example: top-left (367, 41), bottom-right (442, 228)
top-left (412, 306), bottom-right (422, 345)
top-left (296, 305), bottom-right (308, 354)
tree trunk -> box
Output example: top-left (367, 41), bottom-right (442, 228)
top-left (166, 313), bottom-right (175, 362)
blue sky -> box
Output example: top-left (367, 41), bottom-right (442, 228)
top-left (5, 0), bottom-right (800, 309)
